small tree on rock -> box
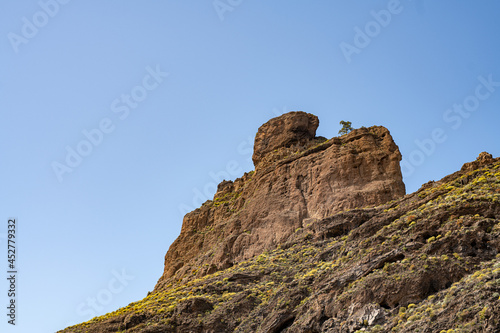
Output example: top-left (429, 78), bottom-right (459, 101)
top-left (338, 120), bottom-right (353, 136)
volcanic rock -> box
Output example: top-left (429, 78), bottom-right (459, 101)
top-left (154, 112), bottom-right (406, 289)
top-left (59, 113), bottom-right (500, 333)
top-left (252, 111), bottom-right (319, 168)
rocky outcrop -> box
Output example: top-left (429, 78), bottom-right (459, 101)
top-left (154, 112), bottom-right (406, 290)
top-left (461, 151), bottom-right (494, 172)
top-left (252, 111), bottom-right (319, 167)
top-left (60, 152), bottom-right (500, 333)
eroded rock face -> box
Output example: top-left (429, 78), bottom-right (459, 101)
top-left (154, 112), bottom-right (406, 290)
top-left (252, 111), bottom-right (319, 167)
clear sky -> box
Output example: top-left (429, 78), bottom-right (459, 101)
top-left (1, 1), bottom-right (500, 332)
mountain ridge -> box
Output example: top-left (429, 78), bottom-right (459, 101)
top-left (60, 113), bottom-right (500, 333)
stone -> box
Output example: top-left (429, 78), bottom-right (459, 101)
top-left (252, 111), bottom-right (319, 168)
top-left (154, 112), bottom-right (406, 289)
top-left (461, 151), bottom-right (494, 172)
top-left (59, 114), bottom-right (500, 333)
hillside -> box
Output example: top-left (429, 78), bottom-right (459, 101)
top-left (60, 113), bottom-right (500, 333)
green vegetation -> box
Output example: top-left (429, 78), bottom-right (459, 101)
top-left (338, 120), bottom-right (353, 135)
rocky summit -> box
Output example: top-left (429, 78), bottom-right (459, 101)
top-left (60, 112), bottom-right (500, 333)
top-left (154, 111), bottom-right (406, 290)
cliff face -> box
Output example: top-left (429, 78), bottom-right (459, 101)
top-left (155, 112), bottom-right (406, 290)
top-left (60, 113), bottom-right (500, 333)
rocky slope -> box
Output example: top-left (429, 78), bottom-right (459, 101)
top-left (60, 113), bottom-right (500, 333)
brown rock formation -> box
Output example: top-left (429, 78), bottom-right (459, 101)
top-left (154, 112), bottom-right (405, 290)
top-left (59, 111), bottom-right (500, 333)
top-left (252, 111), bottom-right (319, 167)
top-left (461, 151), bottom-right (494, 172)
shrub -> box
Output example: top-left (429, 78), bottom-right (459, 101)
top-left (338, 120), bottom-right (353, 135)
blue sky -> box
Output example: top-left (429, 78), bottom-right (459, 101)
top-left (1, 1), bottom-right (500, 332)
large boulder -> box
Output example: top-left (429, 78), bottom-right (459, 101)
top-left (252, 111), bottom-right (319, 167)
